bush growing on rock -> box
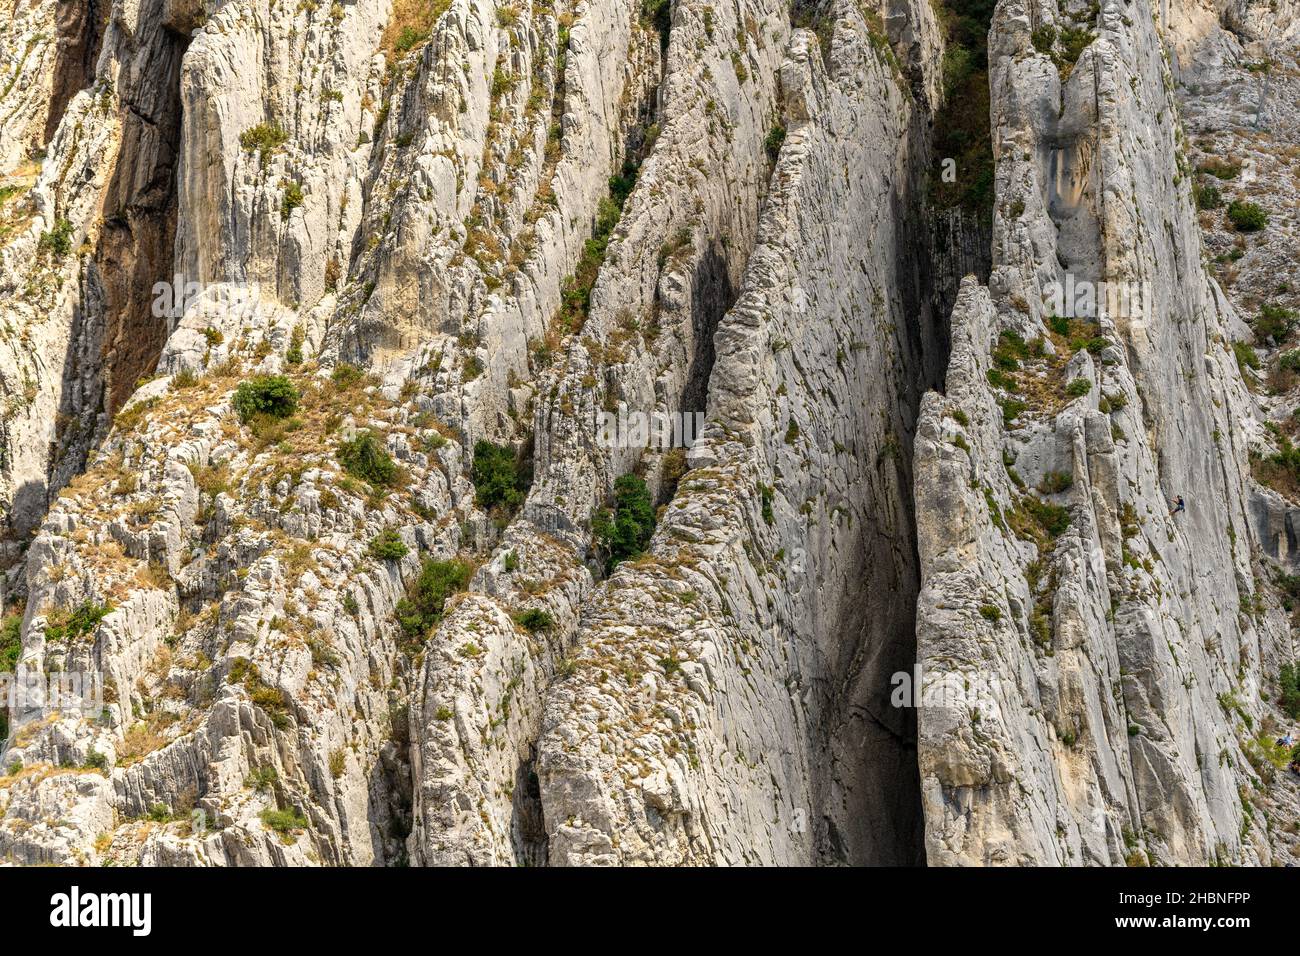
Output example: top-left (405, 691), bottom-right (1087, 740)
top-left (514, 608), bottom-right (555, 633)
top-left (765, 124), bottom-right (786, 161)
top-left (1009, 496), bottom-right (1071, 546)
top-left (0, 612), bottom-right (19, 671)
top-left (228, 657), bottom-right (293, 727)
top-left (395, 558), bottom-right (474, 639)
top-left (84, 749), bottom-right (108, 771)
top-left (338, 431), bottom-right (398, 486)
top-left (1281, 663), bottom-right (1300, 719)
top-left (43, 601), bottom-right (112, 642)
top-left (1227, 199), bottom-right (1268, 232)
top-left (239, 122), bottom-right (289, 167)
top-left (260, 807), bottom-right (309, 835)
top-left (1038, 470), bottom-right (1074, 494)
top-left (37, 218), bottom-right (74, 259)
top-left (286, 325), bottom-right (305, 365)
top-left (593, 474), bottom-right (656, 571)
top-left (471, 440), bottom-right (529, 516)
top-left (1194, 181), bottom-right (1222, 210)
top-left (331, 363), bottom-right (366, 389)
top-left (368, 530), bottom-right (409, 561)
top-left (280, 180), bottom-right (304, 220)
top-left (1234, 340), bottom-right (1261, 373)
top-left (233, 375), bottom-right (300, 423)
top-left (0, 612), bottom-right (18, 738)
top-left (1255, 303), bottom-right (1297, 343)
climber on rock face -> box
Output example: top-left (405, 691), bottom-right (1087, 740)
top-left (1169, 495), bottom-right (1185, 517)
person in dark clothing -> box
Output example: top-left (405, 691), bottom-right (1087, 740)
top-left (1169, 496), bottom-right (1185, 516)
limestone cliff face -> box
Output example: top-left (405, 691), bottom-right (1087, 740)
top-left (914, 0), bottom-right (1298, 865)
top-left (0, 0), bottom-right (1295, 867)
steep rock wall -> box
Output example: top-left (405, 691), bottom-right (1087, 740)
top-left (914, 0), bottom-right (1295, 866)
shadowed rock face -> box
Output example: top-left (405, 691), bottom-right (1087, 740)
top-left (96, 13), bottom-right (192, 414)
top-left (0, 0), bottom-right (1295, 868)
top-left (44, 0), bottom-right (109, 145)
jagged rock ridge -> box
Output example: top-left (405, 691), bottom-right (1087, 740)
top-left (0, 0), bottom-right (1295, 867)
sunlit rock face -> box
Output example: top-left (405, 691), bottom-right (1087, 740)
top-left (0, 0), bottom-right (1295, 867)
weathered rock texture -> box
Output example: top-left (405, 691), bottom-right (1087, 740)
top-left (913, 0), bottom-right (1299, 866)
top-left (0, 0), bottom-right (1296, 867)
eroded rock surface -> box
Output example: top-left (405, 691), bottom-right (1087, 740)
top-left (0, 0), bottom-right (1296, 867)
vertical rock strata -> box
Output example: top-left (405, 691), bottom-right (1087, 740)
top-left (0, 0), bottom-right (1295, 866)
top-left (914, 0), bottom-right (1298, 865)
top-left (534, 1), bottom-right (937, 865)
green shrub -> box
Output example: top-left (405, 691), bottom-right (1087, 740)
top-left (471, 440), bottom-right (528, 515)
top-left (43, 601), bottom-right (113, 642)
top-left (392, 25), bottom-right (427, 54)
top-left (84, 749), bottom-right (108, 771)
top-left (260, 807), bottom-right (309, 834)
top-left (232, 375), bottom-right (299, 423)
top-left (987, 368), bottom-right (1018, 392)
top-left (395, 558), bottom-right (474, 639)
top-left (1030, 25), bottom-right (1056, 54)
top-left (1038, 470), bottom-right (1074, 494)
top-left (240, 122), bottom-right (289, 166)
top-left (38, 218), bottom-right (75, 259)
top-left (764, 124), bottom-right (786, 161)
top-left (0, 612), bottom-right (20, 673)
top-left (286, 326), bottom-right (305, 365)
top-left (514, 608), bottom-right (555, 633)
top-left (993, 329), bottom-right (1031, 370)
top-left (1071, 335), bottom-right (1108, 356)
top-left (593, 474), bottom-right (656, 571)
top-left (246, 765), bottom-right (278, 791)
top-left (641, 0), bottom-right (671, 46)
top-left (1065, 378), bottom-right (1092, 397)
top-left (337, 431), bottom-right (398, 486)
top-left (1194, 181), bottom-right (1222, 210)
top-left (1000, 397), bottom-right (1027, 425)
top-left (368, 530), bottom-right (409, 561)
top-left (280, 181), bottom-right (304, 220)
top-left (1027, 498), bottom-right (1070, 538)
top-left (1280, 350), bottom-right (1300, 373)
top-left (1056, 26), bottom-right (1094, 67)
top-left (1255, 303), bottom-right (1297, 343)
top-left (228, 658), bottom-right (293, 729)
top-left (1233, 340), bottom-right (1260, 372)
top-left (1281, 662), bottom-right (1300, 720)
top-left (1227, 199), bottom-right (1268, 232)
top-left (1197, 159), bottom-right (1240, 180)
top-left (331, 363), bottom-right (365, 388)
